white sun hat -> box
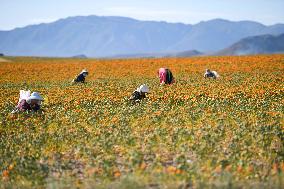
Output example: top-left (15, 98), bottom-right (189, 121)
top-left (27, 92), bottom-right (43, 101)
top-left (212, 71), bottom-right (220, 78)
top-left (80, 69), bottom-right (88, 74)
top-left (137, 84), bottom-right (149, 93)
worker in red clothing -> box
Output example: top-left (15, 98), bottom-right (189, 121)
top-left (157, 68), bottom-right (175, 85)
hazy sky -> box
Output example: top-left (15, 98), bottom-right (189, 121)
top-left (1, 0), bottom-right (284, 30)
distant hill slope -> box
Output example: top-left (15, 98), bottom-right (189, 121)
top-left (0, 15), bottom-right (284, 57)
top-left (109, 49), bottom-right (203, 59)
top-left (72, 54), bottom-right (88, 58)
top-left (174, 50), bottom-right (203, 57)
top-left (216, 33), bottom-right (284, 55)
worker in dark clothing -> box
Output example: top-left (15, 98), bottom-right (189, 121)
top-left (129, 84), bottom-right (149, 103)
top-left (204, 69), bottom-right (219, 79)
top-left (73, 69), bottom-right (88, 83)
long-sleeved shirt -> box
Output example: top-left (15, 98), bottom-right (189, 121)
top-left (158, 68), bottom-right (167, 84)
top-left (74, 73), bottom-right (86, 83)
top-left (158, 68), bottom-right (175, 84)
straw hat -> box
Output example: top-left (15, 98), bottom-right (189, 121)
top-left (137, 84), bottom-right (149, 93)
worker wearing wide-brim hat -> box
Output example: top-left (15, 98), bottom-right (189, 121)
top-left (12, 91), bottom-right (44, 113)
top-left (72, 69), bottom-right (89, 83)
top-left (129, 84), bottom-right (149, 102)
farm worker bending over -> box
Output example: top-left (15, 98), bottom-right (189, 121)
top-left (73, 69), bottom-right (88, 83)
top-left (158, 68), bottom-right (175, 85)
top-left (12, 90), bottom-right (43, 113)
top-left (130, 84), bottom-right (149, 102)
top-left (204, 69), bottom-right (220, 79)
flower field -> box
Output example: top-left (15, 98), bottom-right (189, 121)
top-left (0, 55), bottom-right (283, 188)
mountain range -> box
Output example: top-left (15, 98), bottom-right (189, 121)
top-left (0, 15), bottom-right (284, 57)
top-left (216, 33), bottom-right (284, 56)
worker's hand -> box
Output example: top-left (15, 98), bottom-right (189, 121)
top-left (11, 109), bottom-right (18, 114)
